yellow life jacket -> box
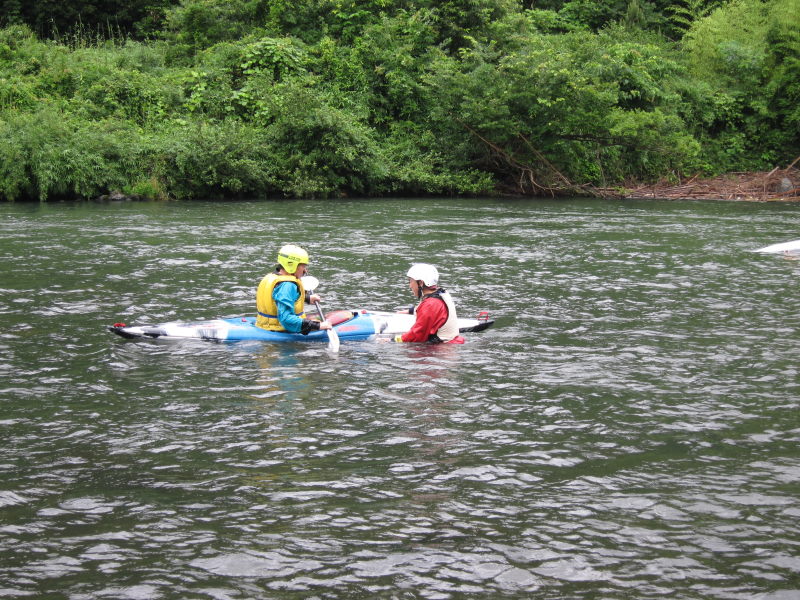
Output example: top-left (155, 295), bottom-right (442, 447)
top-left (256, 273), bottom-right (306, 331)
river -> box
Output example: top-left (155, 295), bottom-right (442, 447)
top-left (1, 197), bottom-right (798, 599)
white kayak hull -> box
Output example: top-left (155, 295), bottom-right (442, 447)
top-left (109, 309), bottom-right (494, 343)
top-left (754, 239), bottom-right (800, 254)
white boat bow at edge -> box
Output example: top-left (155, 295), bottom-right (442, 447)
top-left (753, 239), bottom-right (800, 254)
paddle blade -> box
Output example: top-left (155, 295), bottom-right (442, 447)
top-left (301, 275), bottom-right (320, 292)
top-left (312, 300), bottom-right (339, 352)
top-left (327, 327), bottom-right (340, 353)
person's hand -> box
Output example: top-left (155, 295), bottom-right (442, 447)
top-left (318, 320), bottom-right (332, 330)
top-left (309, 293), bottom-right (322, 304)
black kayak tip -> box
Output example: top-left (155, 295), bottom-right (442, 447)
top-left (459, 319), bottom-right (494, 333)
top-left (108, 324), bottom-right (138, 339)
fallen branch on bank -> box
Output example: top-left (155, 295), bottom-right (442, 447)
top-left (458, 120), bottom-right (622, 199)
top-left (625, 157), bottom-right (800, 202)
top-left (459, 118), bottom-right (799, 201)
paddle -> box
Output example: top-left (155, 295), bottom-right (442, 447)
top-left (301, 276), bottom-right (339, 352)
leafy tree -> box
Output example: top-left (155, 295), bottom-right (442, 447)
top-left (0, 107), bottom-right (139, 200)
top-left (667, 0), bottom-right (722, 37)
top-left (163, 0), bottom-right (274, 52)
top-left (417, 0), bottom-right (520, 52)
top-left (558, 0), bottom-right (627, 31)
top-left (764, 0), bottom-right (800, 157)
top-left (3, 0), bottom-right (178, 41)
top-left (427, 26), bottom-right (701, 190)
top-left (350, 11), bottom-right (440, 124)
top-left (152, 120), bottom-right (277, 199)
top-left (0, 0), bottom-right (796, 201)
top-left (624, 0), bottom-right (646, 30)
top-left (682, 0), bottom-right (799, 169)
top-left (0, 0), bottom-right (23, 26)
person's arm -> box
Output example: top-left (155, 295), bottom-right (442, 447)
top-left (274, 282), bottom-right (306, 333)
top-left (396, 298), bottom-right (447, 342)
top-left (275, 282), bottom-right (329, 334)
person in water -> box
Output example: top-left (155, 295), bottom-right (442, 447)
top-left (256, 244), bottom-right (332, 334)
top-left (394, 263), bottom-right (465, 344)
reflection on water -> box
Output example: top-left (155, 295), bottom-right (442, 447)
top-left (249, 342), bottom-right (310, 399)
top-left (0, 198), bottom-right (798, 598)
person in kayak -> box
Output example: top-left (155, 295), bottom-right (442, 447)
top-left (256, 244), bottom-right (332, 334)
top-left (394, 263), bottom-right (465, 344)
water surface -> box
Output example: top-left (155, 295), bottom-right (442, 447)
top-left (1, 198), bottom-right (799, 599)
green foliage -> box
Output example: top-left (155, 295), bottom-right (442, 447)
top-left (763, 0), bottom-right (800, 157)
top-left (607, 108), bottom-right (702, 174)
top-left (125, 176), bottom-right (169, 200)
top-left (0, 27), bottom-right (43, 110)
top-left (240, 37), bottom-right (307, 79)
top-left (427, 26), bottom-right (701, 187)
top-left (681, 0), bottom-right (800, 170)
top-left (262, 0), bottom-right (337, 44)
top-left (178, 36), bottom-right (311, 121)
top-left (558, 0), bottom-right (627, 31)
top-left (0, 108), bottom-right (138, 200)
top-left (329, 0), bottom-right (387, 42)
top-left (163, 0), bottom-right (267, 51)
top-left (682, 0), bottom-right (768, 88)
top-left (0, 33), bottom-right (184, 124)
top-left (307, 36), bottom-right (372, 111)
top-left (0, 0), bottom-right (797, 201)
top-left (259, 81), bottom-right (386, 197)
top-left (4, 0), bottom-right (178, 41)
top-left (667, 0), bottom-right (721, 37)
top-left (151, 120), bottom-right (277, 199)
top-left (380, 121), bottom-right (495, 195)
top-left (624, 0), bottom-right (646, 30)
top-left (0, 74), bottom-right (37, 110)
top-left (421, 0), bottom-right (521, 52)
top-left (75, 67), bottom-right (181, 124)
top-left (352, 12), bottom-right (439, 124)
top-left (522, 9), bottom-right (582, 34)
top-left (1, 1), bottom-right (23, 27)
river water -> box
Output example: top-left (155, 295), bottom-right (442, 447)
top-left (1, 198), bottom-right (798, 599)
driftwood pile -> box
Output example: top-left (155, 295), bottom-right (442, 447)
top-left (464, 117), bottom-right (799, 201)
top-left (625, 157), bottom-right (800, 202)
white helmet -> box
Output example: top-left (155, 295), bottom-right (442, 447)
top-left (407, 263), bottom-right (439, 287)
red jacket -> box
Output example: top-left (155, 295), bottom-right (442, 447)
top-left (401, 295), bottom-right (465, 344)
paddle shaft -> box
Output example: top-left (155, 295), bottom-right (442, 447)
top-left (313, 301), bottom-right (326, 321)
top-left (313, 300), bottom-right (340, 352)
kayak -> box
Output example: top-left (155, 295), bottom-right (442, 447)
top-left (754, 239), bottom-right (800, 254)
top-left (108, 309), bottom-right (494, 343)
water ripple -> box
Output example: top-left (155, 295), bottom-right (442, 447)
top-left (0, 199), bottom-right (798, 598)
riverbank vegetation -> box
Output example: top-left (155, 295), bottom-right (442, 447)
top-left (1, 0), bottom-right (798, 200)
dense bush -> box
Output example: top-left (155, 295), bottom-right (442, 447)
top-left (0, 0), bottom-right (797, 200)
top-left (425, 26), bottom-right (703, 189)
top-left (0, 0), bottom-right (177, 40)
top-left (681, 0), bottom-right (800, 170)
top-left (0, 108), bottom-right (139, 200)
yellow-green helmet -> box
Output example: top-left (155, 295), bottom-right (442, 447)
top-left (277, 244), bottom-right (309, 274)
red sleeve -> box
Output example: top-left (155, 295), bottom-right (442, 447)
top-left (401, 297), bottom-right (448, 342)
